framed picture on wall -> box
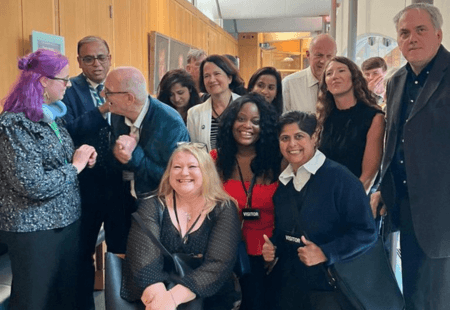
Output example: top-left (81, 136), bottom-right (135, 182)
top-left (148, 31), bottom-right (193, 95)
top-left (169, 39), bottom-right (191, 71)
top-left (149, 32), bottom-right (170, 95)
top-left (31, 31), bottom-right (65, 54)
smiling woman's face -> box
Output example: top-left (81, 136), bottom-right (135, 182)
top-left (279, 123), bottom-right (317, 171)
top-left (232, 102), bottom-right (260, 147)
top-left (203, 62), bottom-right (232, 95)
top-left (169, 151), bottom-right (203, 197)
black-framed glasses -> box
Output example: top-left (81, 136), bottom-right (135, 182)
top-left (48, 76), bottom-right (70, 86)
top-left (80, 54), bottom-right (110, 65)
top-left (177, 142), bottom-right (208, 152)
top-left (103, 90), bottom-right (129, 98)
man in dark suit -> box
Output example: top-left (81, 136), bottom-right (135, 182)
top-left (373, 4), bottom-right (450, 309)
top-left (103, 66), bottom-right (190, 199)
top-left (63, 36), bottom-right (131, 309)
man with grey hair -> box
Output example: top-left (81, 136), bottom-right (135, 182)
top-left (282, 34), bottom-right (336, 113)
top-left (373, 3), bottom-right (450, 309)
top-left (186, 49), bottom-right (207, 92)
top-left (105, 66), bottom-right (190, 200)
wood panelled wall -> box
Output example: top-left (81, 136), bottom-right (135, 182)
top-left (0, 0), bottom-right (238, 102)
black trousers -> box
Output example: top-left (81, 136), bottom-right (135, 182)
top-left (78, 171), bottom-right (136, 310)
top-left (399, 197), bottom-right (450, 310)
top-left (239, 255), bottom-right (271, 310)
top-left (0, 220), bottom-right (90, 310)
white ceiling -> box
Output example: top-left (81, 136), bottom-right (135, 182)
top-left (218, 0), bottom-right (337, 33)
top-left (218, 0), bottom-right (335, 19)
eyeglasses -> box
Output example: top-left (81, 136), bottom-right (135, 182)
top-left (48, 76), bottom-right (70, 86)
top-left (80, 54), bottom-right (110, 65)
top-left (103, 90), bottom-right (129, 98)
top-left (176, 142), bottom-right (208, 152)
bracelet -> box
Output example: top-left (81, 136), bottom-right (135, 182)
top-left (169, 290), bottom-right (177, 308)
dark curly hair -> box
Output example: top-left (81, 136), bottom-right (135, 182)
top-left (248, 67), bottom-right (283, 116)
top-left (317, 56), bottom-right (379, 125)
top-left (199, 55), bottom-right (247, 95)
top-left (157, 69), bottom-right (200, 122)
top-left (216, 92), bottom-right (281, 182)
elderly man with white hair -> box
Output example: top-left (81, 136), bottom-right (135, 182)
top-left (103, 66), bottom-right (190, 201)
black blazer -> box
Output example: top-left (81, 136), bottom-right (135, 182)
top-left (380, 45), bottom-right (450, 258)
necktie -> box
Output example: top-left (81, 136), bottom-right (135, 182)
top-left (89, 83), bottom-right (110, 167)
top-left (89, 84), bottom-right (105, 107)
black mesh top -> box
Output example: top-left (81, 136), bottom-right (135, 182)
top-left (319, 102), bottom-right (384, 178)
top-left (121, 196), bottom-right (241, 303)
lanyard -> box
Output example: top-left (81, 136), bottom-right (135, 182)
top-left (173, 191), bottom-right (203, 244)
top-left (236, 160), bottom-right (257, 209)
top-left (47, 121), bottom-right (68, 164)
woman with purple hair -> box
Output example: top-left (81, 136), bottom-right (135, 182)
top-left (0, 49), bottom-right (97, 310)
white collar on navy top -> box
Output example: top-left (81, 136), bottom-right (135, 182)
top-left (279, 150), bottom-right (326, 192)
top-left (124, 97), bottom-right (150, 131)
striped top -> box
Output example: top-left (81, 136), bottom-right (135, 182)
top-left (210, 116), bottom-right (220, 151)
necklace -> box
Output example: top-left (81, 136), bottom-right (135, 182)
top-left (184, 211), bottom-right (192, 222)
top-left (211, 95), bottom-right (233, 119)
top-left (173, 192), bottom-right (203, 244)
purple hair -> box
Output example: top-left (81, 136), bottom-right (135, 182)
top-left (2, 49), bottom-right (69, 122)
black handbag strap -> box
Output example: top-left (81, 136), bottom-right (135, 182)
top-left (131, 211), bottom-right (173, 259)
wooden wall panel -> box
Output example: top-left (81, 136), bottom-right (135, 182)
top-left (113, 0), bottom-right (132, 66)
top-left (84, 1), bottom-right (114, 48)
top-left (168, 0), bottom-right (177, 40)
top-left (22, 0), bottom-right (55, 55)
top-left (238, 32), bottom-right (261, 85)
top-left (0, 0), bottom-right (236, 101)
top-left (59, 0), bottom-right (113, 77)
top-left (59, 0), bottom-right (86, 76)
top-left (151, 0), bottom-right (169, 36)
top-left (112, 0), bottom-right (148, 83)
top-left (0, 0), bottom-right (23, 102)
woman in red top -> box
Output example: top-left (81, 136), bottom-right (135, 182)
top-left (212, 93), bottom-right (282, 310)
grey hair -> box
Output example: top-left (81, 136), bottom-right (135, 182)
top-left (77, 36), bottom-right (110, 55)
top-left (187, 49), bottom-right (207, 64)
top-left (393, 3), bottom-right (443, 31)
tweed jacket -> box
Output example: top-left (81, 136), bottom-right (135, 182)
top-left (0, 112), bottom-right (80, 232)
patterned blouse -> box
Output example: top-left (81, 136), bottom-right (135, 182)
top-left (0, 112), bottom-right (80, 232)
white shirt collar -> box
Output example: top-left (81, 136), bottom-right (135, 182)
top-left (306, 67), bottom-right (319, 88)
top-left (83, 74), bottom-right (103, 89)
top-left (279, 150), bottom-right (326, 191)
top-left (124, 97), bottom-right (150, 129)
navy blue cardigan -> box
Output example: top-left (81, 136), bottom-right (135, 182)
top-left (273, 158), bottom-right (377, 267)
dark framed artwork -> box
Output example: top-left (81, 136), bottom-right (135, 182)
top-left (169, 39), bottom-right (191, 71)
top-left (148, 32), bottom-right (193, 95)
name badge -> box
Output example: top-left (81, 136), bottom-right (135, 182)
top-left (285, 234), bottom-right (302, 245)
top-left (242, 209), bottom-right (260, 220)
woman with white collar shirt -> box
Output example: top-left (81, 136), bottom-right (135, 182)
top-left (262, 111), bottom-right (377, 310)
top-left (187, 55), bottom-right (246, 151)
